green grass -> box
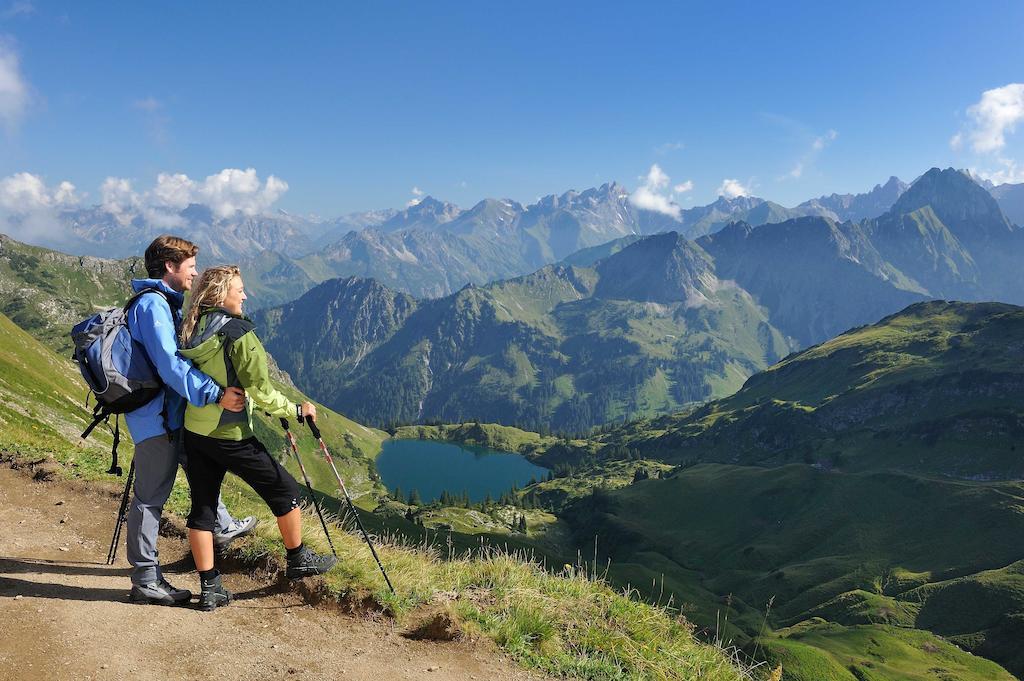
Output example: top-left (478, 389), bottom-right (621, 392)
top-left (596, 301), bottom-right (1024, 480)
top-left (759, 621), bottom-right (1015, 681)
top-left (0, 309), bottom-right (756, 681)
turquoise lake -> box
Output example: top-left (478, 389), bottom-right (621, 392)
top-left (375, 439), bottom-right (549, 503)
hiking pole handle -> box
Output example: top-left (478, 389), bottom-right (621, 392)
top-left (304, 417), bottom-right (322, 440)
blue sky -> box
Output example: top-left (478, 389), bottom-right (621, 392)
top-left (1, 1), bottom-right (1023, 217)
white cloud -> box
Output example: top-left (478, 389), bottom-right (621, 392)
top-left (406, 186), bottom-right (424, 207)
top-left (956, 83), bottom-right (1024, 154)
top-left (655, 141), bottom-right (685, 155)
top-left (100, 177), bottom-right (142, 225)
top-left (811, 129), bottom-right (838, 151)
top-left (629, 164), bottom-right (682, 218)
top-left (1, 2), bottom-right (35, 19)
top-left (0, 172), bottom-right (79, 211)
top-left (673, 180), bottom-right (694, 194)
top-left (152, 172), bottom-right (195, 210)
top-left (0, 172), bottom-right (80, 241)
top-left (971, 158), bottom-right (1024, 186)
top-left (783, 129), bottom-right (837, 180)
top-left (0, 39), bottom-right (29, 132)
top-left (197, 168), bottom-right (288, 218)
top-left (716, 178), bottom-right (750, 199)
top-left (98, 168), bottom-right (288, 224)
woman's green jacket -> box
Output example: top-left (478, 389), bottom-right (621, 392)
top-left (179, 307), bottom-right (297, 440)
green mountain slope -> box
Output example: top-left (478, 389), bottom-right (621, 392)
top-left (542, 300), bottom-right (1024, 677)
top-left (258, 235), bottom-right (794, 433)
top-left (605, 300), bottom-right (1024, 480)
top-left (0, 234), bottom-right (138, 352)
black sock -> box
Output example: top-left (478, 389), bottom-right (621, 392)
top-left (199, 568), bottom-right (218, 582)
top-left (286, 543), bottom-right (304, 557)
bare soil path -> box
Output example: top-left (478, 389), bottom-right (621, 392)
top-left (0, 465), bottom-right (551, 681)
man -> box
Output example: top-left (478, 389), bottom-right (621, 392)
top-left (124, 235), bottom-right (258, 605)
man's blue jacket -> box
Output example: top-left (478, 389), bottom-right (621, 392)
top-left (123, 278), bottom-right (223, 444)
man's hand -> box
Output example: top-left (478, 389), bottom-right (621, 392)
top-left (219, 386), bottom-right (247, 412)
top-left (300, 401), bottom-right (317, 423)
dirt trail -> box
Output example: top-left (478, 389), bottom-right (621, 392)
top-left (0, 465), bottom-right (550, 681)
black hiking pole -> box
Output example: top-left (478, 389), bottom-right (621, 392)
top-left (303, 417), bottom-right (396, 594)
top-left (106, 458), bottom-right (136, 565)
top-left (281, 418), bottom-right (337, 558)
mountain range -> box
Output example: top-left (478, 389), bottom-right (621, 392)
top-left (16, 170), bottom-right (1022, 312)
top-left (253, 168), bottom-right (1024, 432)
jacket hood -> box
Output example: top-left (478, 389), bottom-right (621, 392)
top-left (179, 308), bottom-right (253, 365)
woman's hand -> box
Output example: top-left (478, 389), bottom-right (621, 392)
top-left (300, 401), bottom-right (317, 423)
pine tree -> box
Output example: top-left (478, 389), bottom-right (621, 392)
top-left (393, 486), bottom-right (403, 503)
top-left (518, 515), bottom-right (528, 533)
top-left (409, 489), bottom-right (422, 506)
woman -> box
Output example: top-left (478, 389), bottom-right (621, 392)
top-left (179, 265), bottom-right (336, 611)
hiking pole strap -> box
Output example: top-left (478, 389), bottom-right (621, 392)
top-left (81, 407), bottom-right (106, 440)
top-left (106, 417), bottom-right (122, 476)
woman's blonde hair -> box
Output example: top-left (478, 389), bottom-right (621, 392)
top-left (180, 265), bottom-right (242, 344)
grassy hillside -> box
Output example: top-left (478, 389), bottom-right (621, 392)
top-left (0, 233), bottom-right (138, 353)
top-left (0, 307), bottom-right (759, 680)
top-left (602, 300), bottom-right (1024, 480)
top-left (759, 621), bottom-right (1015, 681)
top-left (561, 462), bottom-right (1024, 679)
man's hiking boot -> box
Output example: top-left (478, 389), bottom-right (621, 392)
top-left (129, 578), bottom-right (192, 606)
top-left (214, 515), bottom-right (259, 548)
top-left (285, 545), bottom-right (337, 580)
top-left (198, 571), bottom-right (233, 612)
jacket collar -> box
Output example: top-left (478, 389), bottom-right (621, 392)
top-left (131, 278), bottom-right (185, 309)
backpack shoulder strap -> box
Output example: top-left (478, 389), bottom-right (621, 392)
top-left (123, 286), bottom-right (170, 311)
top-left (125, 287), bottom-right (181, 338)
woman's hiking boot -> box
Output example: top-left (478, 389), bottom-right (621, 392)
top-left (198, 571), bottom-right (233, 611)
top-left (129, 577), bottom-right (192, 606)
top-left (285, 545), bottom-right (337, 579)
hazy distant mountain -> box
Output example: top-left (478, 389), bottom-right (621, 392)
top-left (311, 208), bottom-right (398, 248)
top-left (989, 182), bottom-right (1024, 226)
top-left (796, 175), bottom-right (908, 222)
top-left (676, 195), bottom-right (830, 238)
top-left (378, 196), bottom-right (463, 232)
top-left (9, 169), bottom-right (1017, 316)
top-left (702, 168), bottom-right (1023, 345)
top-left (51, 204), bottom-right (323, 263)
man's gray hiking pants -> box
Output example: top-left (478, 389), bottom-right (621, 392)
top-left (127, 430), bottom-right (233, 586)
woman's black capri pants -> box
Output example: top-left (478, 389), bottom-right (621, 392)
top-left (184, 430), bottom-right (301, 531)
